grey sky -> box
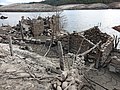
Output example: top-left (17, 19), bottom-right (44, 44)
top-left (0, 0), bottom-right (42, 5)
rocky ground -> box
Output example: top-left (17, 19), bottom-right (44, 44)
top-left (0, 42), bottom-right (120, 90)
top-left (0, 43), bottom-right (62, 90)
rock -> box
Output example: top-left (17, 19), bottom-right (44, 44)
top-left (68, 85), bottom-right (77, 90)
top-left (0, 63), bottom-right (17, 73)
top-left (53, 83), bottom-right (57, 89)
top-left (61, 71), bottom-right (68, 81)
top-left (62, 81), bottom-right (68, 89)
top-left (6, 68), bottom-right (16, 73)
top-left (0, 37), bottom-right (3, 42)
top-left (57, 86), bottom-right (62, 90)
top-left (16, 72), bottom-right (30, 77)
top-left (0, 53), bottom-right (6, 58)
top-left (66, 76), bottom-right (74, 82)
top-left (56, 80), bottom-right (61, 86)
top-left (57, 76), bottom-right (62, 82)
top-left (19, 46), bottom-right (33, 51)
top-left (46, 66), bottom-right (62, 74)
top-left (75, 78), bottom-right (81, 84)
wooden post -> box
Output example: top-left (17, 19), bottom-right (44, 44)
top-left (8, 35), bottom-right (13, 56)
top-left (58, 41), bottom-right (64, 71)
top-left (94, 43), bottom-right (101, 69)
top-left (19, 21), bottom-right (24, 40)
top-left (94, 49), bottom-right (101, 69)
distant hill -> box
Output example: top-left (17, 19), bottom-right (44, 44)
top-left (0, 3), bottom-right (54, 12)
top-left (30, 0), bottom-right (120, 6)
top-left (0, 2), bottom-right (120, 12)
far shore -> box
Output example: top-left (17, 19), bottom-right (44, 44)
top-left (0, 2), bottom-right (120, 12)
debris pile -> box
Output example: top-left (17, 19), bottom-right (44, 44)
top-left (83, 26), bottom-right (110, 44)
top-left (49, 69), bottom-right (84, 90)
top-left (0, 43), bottom-right (62, 90)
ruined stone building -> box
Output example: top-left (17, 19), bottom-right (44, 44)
top-left (20, 15), bottom-right (61, 37)
top-left (59, 27), bottom-right (114, 68)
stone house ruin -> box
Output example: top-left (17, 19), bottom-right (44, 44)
top-left (83, 26), bottom-right (114, 67)
top-left (20, 15), bottom-right (61, 37)
top-left (59, 26), bottom-right (114, 68)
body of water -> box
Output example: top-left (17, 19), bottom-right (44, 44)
top-left (0, 10), bottom-right (120, 48)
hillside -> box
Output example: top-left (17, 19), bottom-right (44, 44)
top-left (0, 2), bottom-right (120, 12)
top-left (36, 0), bottom-right (120, 6)
top-left (0, 3), bottom-right (55, 12)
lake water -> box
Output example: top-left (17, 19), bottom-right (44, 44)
top-left (0, 10), bottom-right (120, 48)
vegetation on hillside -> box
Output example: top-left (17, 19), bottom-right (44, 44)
top-left (29, 0), bottom-right (120, 5)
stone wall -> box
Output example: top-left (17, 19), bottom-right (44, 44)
top-left (59, 32), bottom-right (93, 54)
top-left (32, 19), bottom-right (44, 37)
top-left (69, 33), bottom-right (93, 54)
top-left (100, 37), bottom-right (114, 64)
top-left (0, 26), bottom-right (12, 34)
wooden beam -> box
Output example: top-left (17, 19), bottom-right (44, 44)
top-left (78, 41), bottom-right (102, 57)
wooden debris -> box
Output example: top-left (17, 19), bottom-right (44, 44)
top-left (8, 35), bottom-right (13, 56)
top-left (58, 41), bottom-right (64, 71)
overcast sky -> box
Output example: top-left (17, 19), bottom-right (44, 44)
top-left (0, 0), bottom-right (43, 5)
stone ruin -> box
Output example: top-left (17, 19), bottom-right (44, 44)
top-left (32, 19), bottom-right (44, 36)
top-left (59, 26), bottom-right (114, 68)
top-left (21, 15), bottom-right (61, 37)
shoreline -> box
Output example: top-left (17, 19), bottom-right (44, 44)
top-left (0, 8), bottom-right (120, 12)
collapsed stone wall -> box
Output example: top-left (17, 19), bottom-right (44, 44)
top-left (83, 26), bottom-right (110, 44)
top-left (0, 26), bottom-right (12, 34)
